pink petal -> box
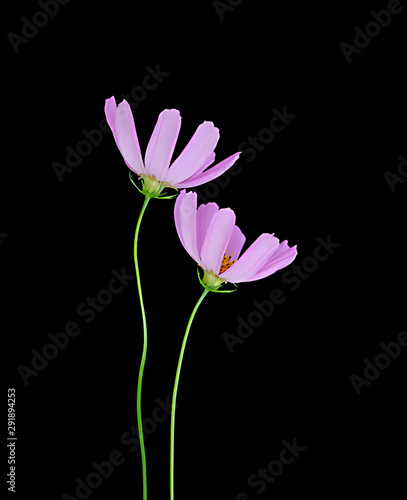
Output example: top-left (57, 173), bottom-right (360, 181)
top-left (196, 202), bottom-right (219, 255)
top-left (263, 240), bottom-right (293, 264)
top-left (226, 225), bottom-right (246, 261)
top-left (220, 234), bottom-right (280, 283)
top-left (176, 152), bottom-right (240, 189)
top-left (245, 243), bottom-right (298, 282)
top-left (174, 190), bottom-right (200, 265)
top-left (105, 97), bottom-right (144, 174)
top-left (145, 109), bottom-right (181, 180)
top-left (104, 96), bottom-right (118, 143)
top-left (115, 100), bottom-right (146, 175)
top-left (165, 121), bottom-right (220, 185)
top-left (186, 152), bottom-right (216, 180)
top-left (200, 208), bottom-right (236, 274)
top-left (202, 151), bottom-right (216, 170)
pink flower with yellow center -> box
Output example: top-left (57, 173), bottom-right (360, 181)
top-left (104, 97), bottom-right (241, 197)
top-left (174, 190), bottom-right (298, 289)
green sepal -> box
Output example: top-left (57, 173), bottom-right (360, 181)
top-left (129, 173), bottom-right (179, 200)
top-left (156, 193), bottom-right (178, 200)
top-left (129, 173), bottom-right (146, 194)
top-left (196, 267), bottom-right (237, 293)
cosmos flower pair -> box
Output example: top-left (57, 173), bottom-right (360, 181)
top-left (105, 96), bottom-right (298, 500)
top-left (105, 97), bottom-right (297, 287)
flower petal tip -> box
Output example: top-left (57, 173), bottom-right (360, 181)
top-left (117, 99), bottom-right (131, 111)
top-left (160, 108), bottom-right (181, 117)
top-left (201, 121), bottom-right (220, 134)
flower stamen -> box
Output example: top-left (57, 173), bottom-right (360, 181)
top-left (219, 250), bottom-right (236, 274)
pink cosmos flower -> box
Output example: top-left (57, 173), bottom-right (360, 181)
top-left (174, 190), bottom-right (298, 288)
top-left (104, 97), bottom-right (240, 196)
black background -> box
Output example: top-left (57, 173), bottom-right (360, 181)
top-left (3, 0), bottom-right (406, 499)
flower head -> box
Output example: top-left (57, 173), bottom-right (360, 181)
top-left (105, 97), bottom-right (240, 197)
top-left (174, 190), bottom-right (297, 290)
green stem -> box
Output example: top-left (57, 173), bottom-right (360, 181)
top-left (170, 288), bottom-right (210, 500)
top-left (134, 195), bottom-right (151, 500)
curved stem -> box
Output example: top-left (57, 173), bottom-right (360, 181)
top-left (134, 195), bottom-right (151, 500)
top-left (170, 288), bottom-right (210, 500)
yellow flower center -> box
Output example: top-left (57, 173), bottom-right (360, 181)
top-left (219, 250), bottom-right (236, 274)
